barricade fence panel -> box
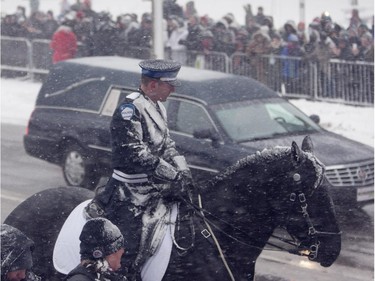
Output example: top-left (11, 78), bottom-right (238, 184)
top-left (31, 39), bottom-right (53, 70)
top-left (1, 36), bottom-right (30, 78)
top-left (1, 36), bottom-right (373, 106)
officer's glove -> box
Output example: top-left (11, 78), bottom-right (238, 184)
top-left (177, 170), bottom-right (194, 189)
top-left (175, 170), bottom-right (195, 201)
top-left (161, 170), bottom-right (194, 202)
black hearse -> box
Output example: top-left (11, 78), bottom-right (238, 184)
top-left (24, 56), bottom-right (374, 207)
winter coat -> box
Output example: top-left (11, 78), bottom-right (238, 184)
top-left (1, 224), bottom-right (39, 281)
top-left (1, 21), bottom-right (28, 37)
top-left (246, 29), bottom-right (271, 83)
top-left (110, 91), bottom-right (181, 180)
top-left (246, 29), bottom-right (271, 56)
top-left (304, 37), bottom-right (333, 75)
top-left (358, 45), bottom-right (374, 62)
top-left (179, 24), bottom-right (203, 51)
top-left (50, 25), bottom-right (78, 63)
top-left (66, 261), bottom-right (128, 281)
top-left (166, 26), bottom-right (188, 64)
top-left (42, 19), bottom-right (59, 39)
top-left (281, 36), bottom-right (304, 79)
top-left (282, 20), bottom-right (297, 42)
top-left (90, 21), bottom-right (119, 56)
top-left (128, 27), bottom-right (152, 48)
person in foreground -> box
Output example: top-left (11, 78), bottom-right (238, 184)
top-left (65, 218), bottom-right (127, 281)
top-left (85, 59), bottom-right (195, 279)
top-left (1, 224), bottom-right (40, 281)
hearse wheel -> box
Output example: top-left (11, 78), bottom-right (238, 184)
top-left (62, 144), bottom-right (100, 190)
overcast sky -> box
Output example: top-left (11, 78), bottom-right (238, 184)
top-left (1, 0), bottom-right (374, 29)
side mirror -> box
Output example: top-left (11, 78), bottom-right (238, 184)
top-left (193, 129), bottom-right (221, 148)
top-left (309, 114), bottom-right (320, 124)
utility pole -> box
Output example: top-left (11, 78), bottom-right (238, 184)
top-left (152, 0), bottom-right (164, 59)
top-left (299, 0), bottom-right (308, 41)
top-left (299, 0), bottom-right (306, 24)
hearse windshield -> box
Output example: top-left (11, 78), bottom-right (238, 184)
top-left (211, 98), bottom-right (321, 142)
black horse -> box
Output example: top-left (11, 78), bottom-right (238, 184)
top-left (5, 137), bottom-right (341, 280)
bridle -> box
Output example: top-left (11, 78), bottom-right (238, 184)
top-left (285, 188), bottom-right (341, 261)
top-left (277, 157), bottom-right (341, 261)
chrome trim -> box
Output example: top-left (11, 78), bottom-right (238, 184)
top-left (45, 77), bottom-right (106, 97)
top-left (188, 164), bottom-right (219, 173)
top-left (88, 144), bottom-right (111, 152)
top-left (325, 160), bottom-right (374, 187)
top-left (171, 130), bottom-right (225, 145)
top-left (35, 105), bottom-right (99, 114)
top-left (325, 159), bottom-right (373, 170)
top-left (170, 94), bottom-right (208, 106)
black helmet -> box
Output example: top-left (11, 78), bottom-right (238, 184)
top-left (79, 218), bottom-right (124, 260)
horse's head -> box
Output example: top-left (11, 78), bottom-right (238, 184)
top-left (276, 136), bottom-right (341, 267)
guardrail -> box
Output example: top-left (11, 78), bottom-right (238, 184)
top-left (1, 36), bottom-right (373, 106)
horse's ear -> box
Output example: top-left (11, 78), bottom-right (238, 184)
top-left (291, 141), bottom-right (302, 163)
top-left (301, 135), bottom-right (314, 153)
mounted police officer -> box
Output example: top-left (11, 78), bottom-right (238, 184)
top-left (85, 59), bottom-right (195, 280)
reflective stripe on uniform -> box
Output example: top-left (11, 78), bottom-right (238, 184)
top-left (112, 169), bottom-right (149, 184)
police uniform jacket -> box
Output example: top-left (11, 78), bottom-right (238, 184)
top-left (110, 90), bottom-right (185, 187)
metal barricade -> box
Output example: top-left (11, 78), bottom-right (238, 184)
top-left (328, 59), bottom-right (374, 105)
top-left (185, 50), bottom-right (229, 73)
top-left (229, 52), bottom-right (373, 106)
top-left (1, 36), bottom-right (31, 78)
top-left (31, 39), bottom-right (53, 71)
top-left (1, 35), bottom-right (373, 106)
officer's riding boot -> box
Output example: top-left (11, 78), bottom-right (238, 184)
top-left (83, 185), bottom-right (106, 219)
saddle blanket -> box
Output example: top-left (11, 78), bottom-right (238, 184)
top-left (53, 200), bottom-right (177, 281)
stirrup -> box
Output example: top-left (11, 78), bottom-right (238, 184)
top-left (83, 200), bottom-right (105, 219)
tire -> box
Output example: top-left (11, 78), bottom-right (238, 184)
top-left (62, 144), bottom-right (101, 190)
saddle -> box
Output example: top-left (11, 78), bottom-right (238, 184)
top-left (53, 199), bottom-right (91, 275)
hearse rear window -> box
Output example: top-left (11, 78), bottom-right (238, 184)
top-left (38, 80), bottom-right (108, 111)
top-left (101, 87), bottom-right (135, 116)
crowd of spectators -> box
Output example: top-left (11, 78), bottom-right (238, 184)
top-left (1, 0), bottom-right (374, 65)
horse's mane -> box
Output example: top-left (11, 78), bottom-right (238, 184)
top-left (205, 146), bottom-right (291, 188)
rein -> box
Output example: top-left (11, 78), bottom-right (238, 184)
top-left (179, 194), bottom-right (300, 254)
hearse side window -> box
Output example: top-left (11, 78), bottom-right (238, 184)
top-left (175, 101), bottom-right (215, 135)
top-left (101, 87), bottom-right (134, 116)
top-left (39, 81), bottom-right (108, 111)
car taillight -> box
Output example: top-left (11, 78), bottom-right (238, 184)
top-left (25, 110), bottom-right (34, 135)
